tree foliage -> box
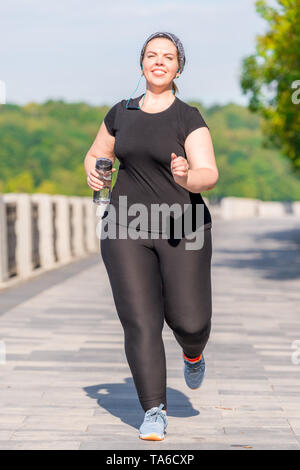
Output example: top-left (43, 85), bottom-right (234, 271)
top-left (0, 99), bottom-right (299, 201)
top-left (240, 0), bottom-right (300, 171)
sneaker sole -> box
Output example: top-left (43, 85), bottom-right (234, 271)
top-left (187, 381), bottom-right (205, 390)
top-left (139, 433), bottom-right (165, 441)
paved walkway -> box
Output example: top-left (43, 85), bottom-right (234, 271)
top-left (0, 216), bottom-right (300, 450)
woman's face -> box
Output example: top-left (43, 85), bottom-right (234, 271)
top-left (142, 37), bottom-right (179, 88)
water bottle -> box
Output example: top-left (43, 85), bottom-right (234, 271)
top-left (93, 157), bottom-right (113, 205)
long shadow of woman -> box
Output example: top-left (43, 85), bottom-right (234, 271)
top-left (83, 377), bottom-right (200, 430)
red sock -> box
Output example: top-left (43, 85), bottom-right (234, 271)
top-left (183, 352), bottom-right (202, 363)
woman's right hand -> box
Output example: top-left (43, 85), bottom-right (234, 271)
top-left (86, 168), bottom-right (116, 191)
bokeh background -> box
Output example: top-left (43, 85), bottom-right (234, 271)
top-left (0, 1), bottom-right (300, 451)
top-left (1, 0), bottom-right (299, 200)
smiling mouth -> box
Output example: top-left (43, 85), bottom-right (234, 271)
top-left (152, 70), bottom-right (166, 76)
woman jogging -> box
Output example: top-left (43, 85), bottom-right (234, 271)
top-left (84, 32), bottom-right (218, 441)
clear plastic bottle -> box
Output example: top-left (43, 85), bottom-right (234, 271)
top-left (93, 158), bottom-right (113, 205)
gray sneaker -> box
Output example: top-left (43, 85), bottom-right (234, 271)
top-left (139, 403), bottom-right (168, 441)
top-left (183, 352), bottom-right (206, 389)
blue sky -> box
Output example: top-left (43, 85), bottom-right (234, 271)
top-left (1, 0), bottom-right (272, 107)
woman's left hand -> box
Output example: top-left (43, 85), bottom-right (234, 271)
top-left (170, 152), bottom-right (189, 187)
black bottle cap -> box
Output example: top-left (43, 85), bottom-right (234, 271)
top-left (95, 157), bottom-right (113, 170)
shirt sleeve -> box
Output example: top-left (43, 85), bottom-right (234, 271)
top-left (184, 106), bottom-right (209, 141)
top-left (103, 102), bottom-right (119, 136)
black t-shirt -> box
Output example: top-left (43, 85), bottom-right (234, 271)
top-left (102, 93), bottom-right (212, 235)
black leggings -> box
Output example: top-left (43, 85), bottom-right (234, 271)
top-left (100, 222), bottom-right (213, 412)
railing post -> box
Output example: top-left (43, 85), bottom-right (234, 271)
top-left (4, 193), bottom-right (33, 279)
top-left (0, 194), bottom-right (9, 283)
top-left (83, 197), bottom-right (98, 253)
top-left (31, 193), bottom-right (56, 269)
top-left (69, 196), bottom-right (85, 257)
top-left (52, 195), bottom-right (72, 263)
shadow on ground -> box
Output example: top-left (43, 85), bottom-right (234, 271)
top-left (83, 377), bottom-right (199, 429)
top-left (213, 226), bottom-right (300, 281)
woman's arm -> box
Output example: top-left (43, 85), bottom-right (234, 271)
top-left (84, 121), bottom-right (117, 190)
top-left (185, 127), bottom-right (218, 192)
top-left (171, 127), bottom-right (218, 193)
top-left (84, 121), bottom-right (116, 174)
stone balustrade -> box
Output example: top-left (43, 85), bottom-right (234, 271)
top-left (0, 193), bottom-right (298, 289)
top-left (0, 193), bottom-right (99, 289)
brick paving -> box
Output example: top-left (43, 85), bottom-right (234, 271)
top-left (0, 216), bottom-right (299, 450)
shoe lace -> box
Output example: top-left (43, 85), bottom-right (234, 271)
top-left (185, 358), bottom-right (204, 373)
top-left (145, 403), bottom-right (167, 425)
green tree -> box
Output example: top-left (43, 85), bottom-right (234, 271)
top-left (5, 171), bottom-right (35, 193)
top-left (1, 99), bottom-right (300, 201)
top-left (240, 0), bottom-right (300, 172)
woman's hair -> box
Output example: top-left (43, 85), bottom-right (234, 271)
top-left (172, 46), bottom-right (180, 95)
top-left (141, 39), bottom-right (180, 95)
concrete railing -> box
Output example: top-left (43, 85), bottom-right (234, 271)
top-left (0, 193), bottom-right (100, 289)
top-left (0, 193), bottom-right (298, 289)
top-left (206, 196), bottom-right (300, 220)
